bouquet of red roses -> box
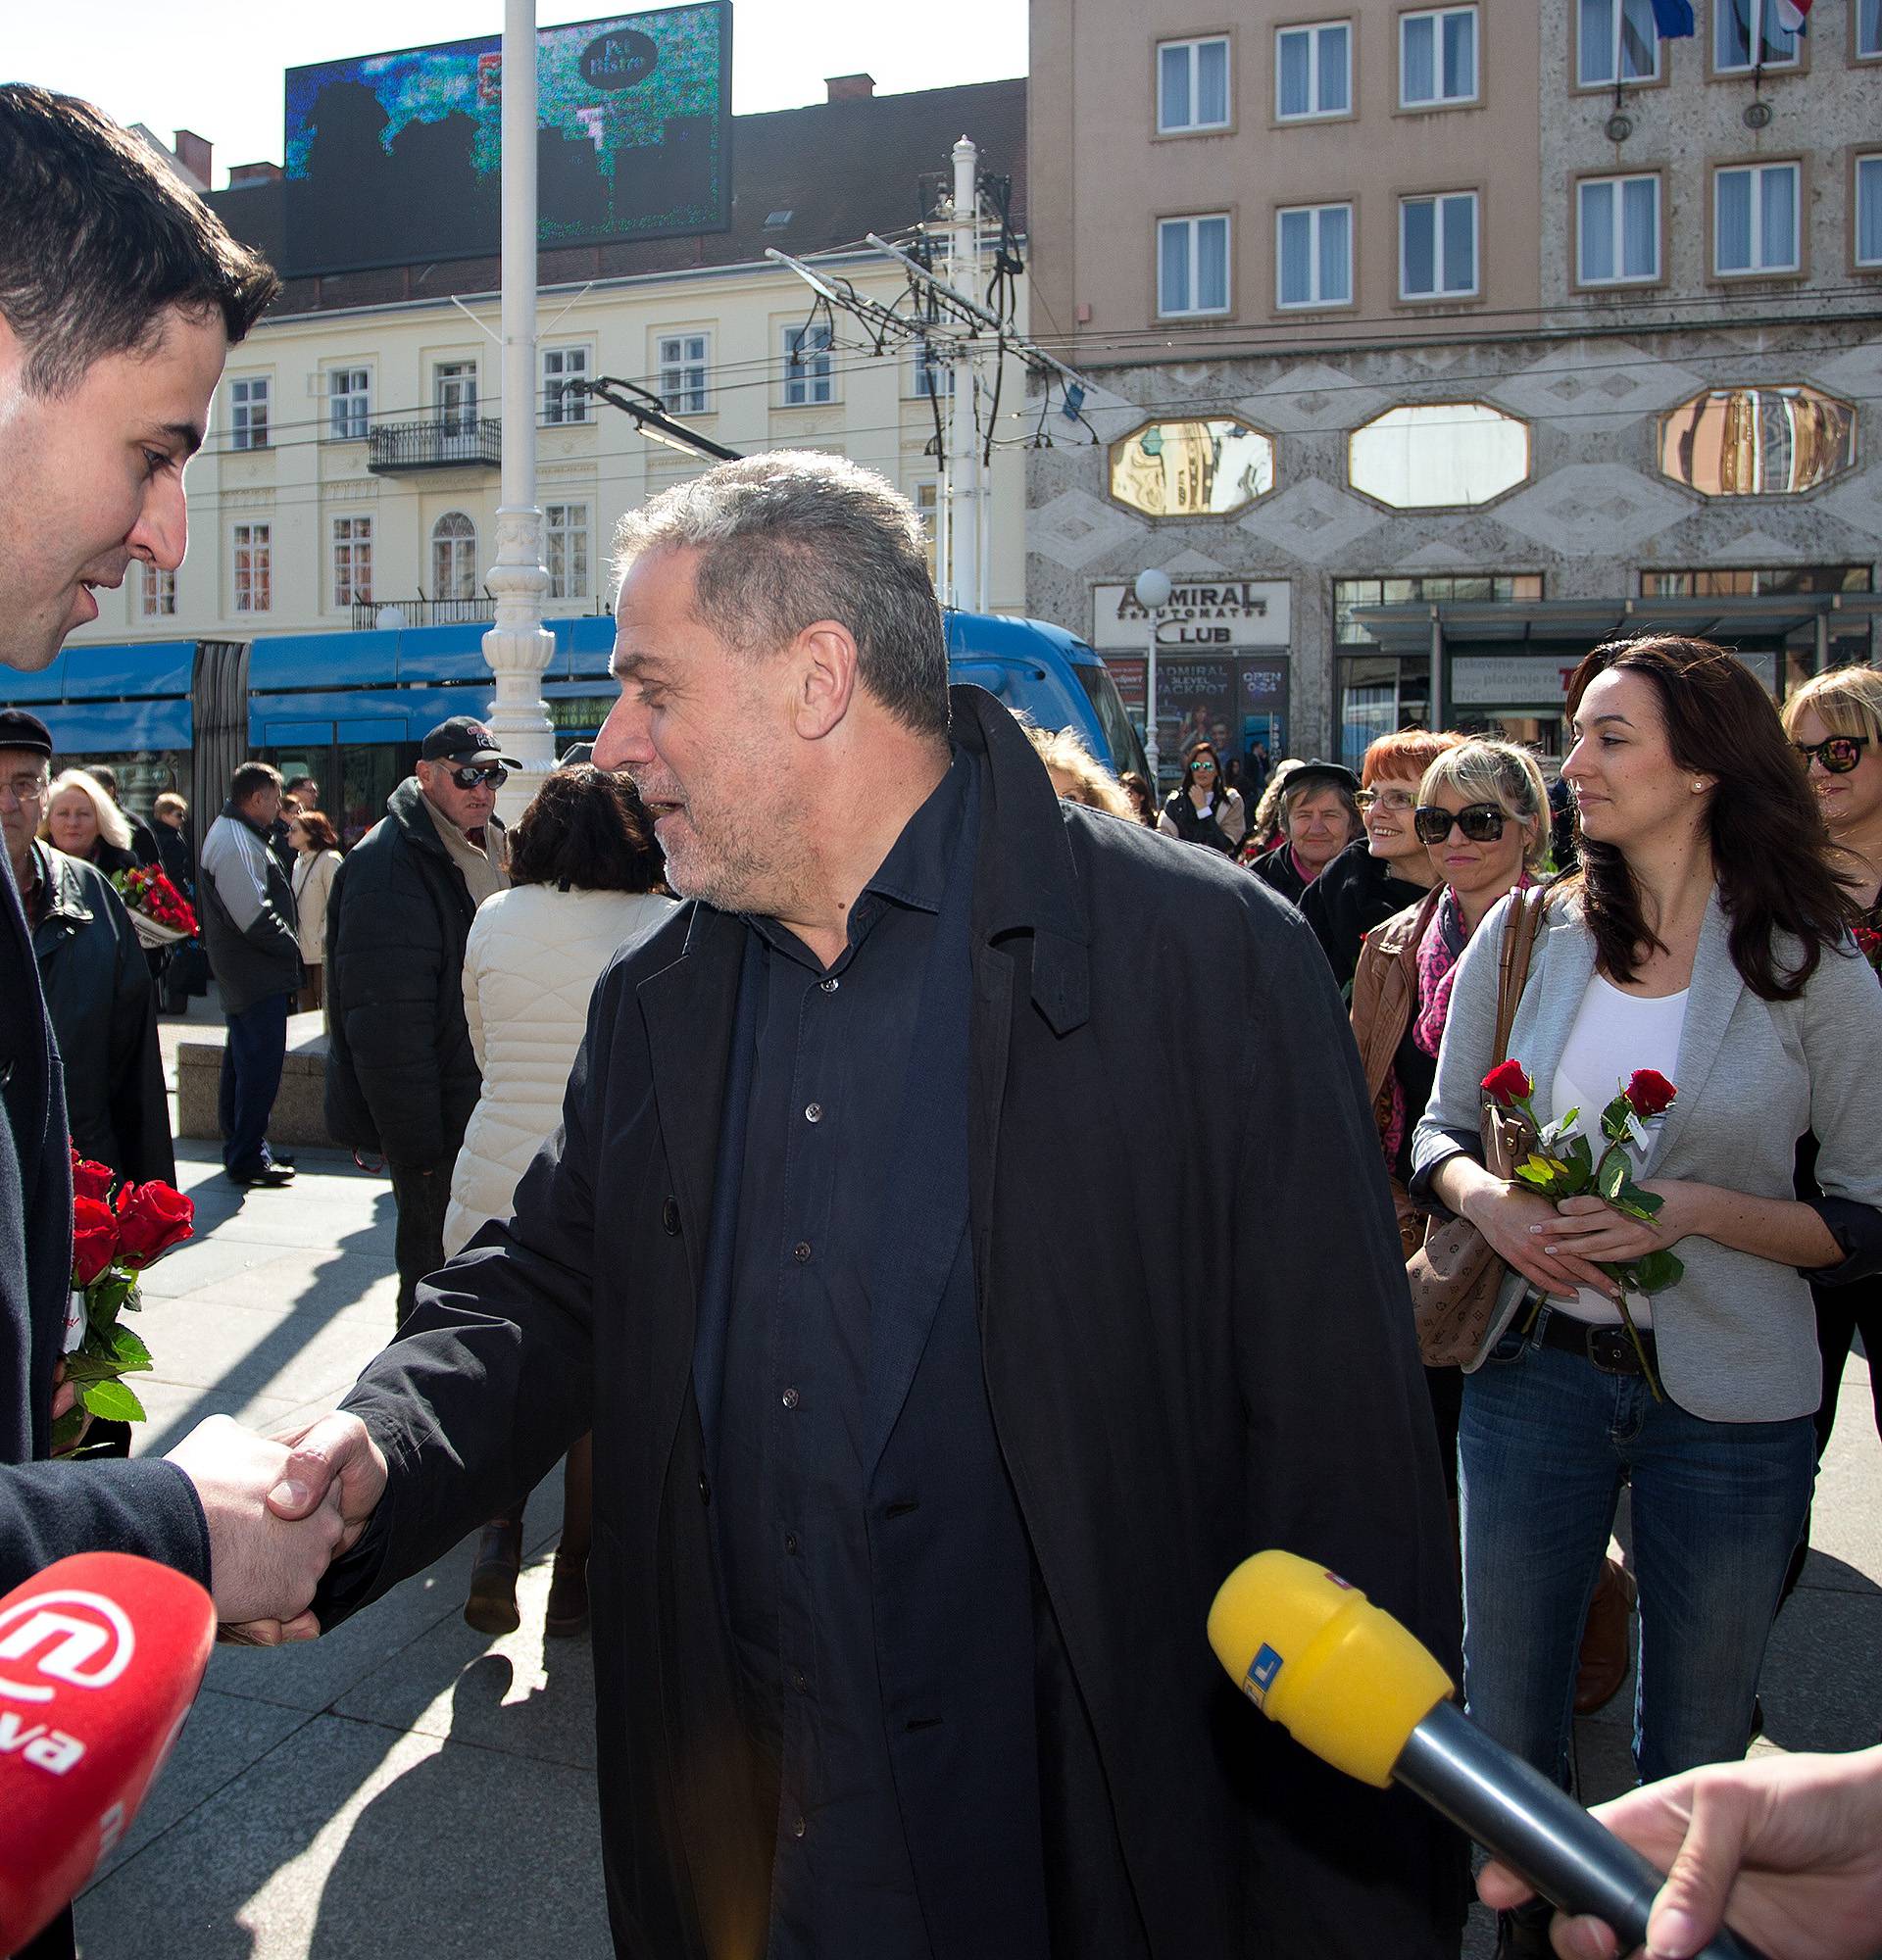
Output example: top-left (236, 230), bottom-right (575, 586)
top-left (110, 863), bottom-right (199, 950)
top-left (1481, 1062), bottom-right (1680, 1396)
top-left (57, 1152), bottom-right (194, 1454)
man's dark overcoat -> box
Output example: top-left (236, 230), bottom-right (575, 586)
top-left (319, 688), bottom-right (1464, 1959)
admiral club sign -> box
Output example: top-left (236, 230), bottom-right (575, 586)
top-left (1091, 579), bottom-right (1291, 651)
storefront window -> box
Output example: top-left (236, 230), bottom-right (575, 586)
top-left (1658, 386), bottom-right (1857, 497)
top-left (1107, 416), bottom-right (1276, 518)
top-left (1348, 403), bottom-right (1530, 509)
top-left (1335, 573), bottom-right (1544, 645)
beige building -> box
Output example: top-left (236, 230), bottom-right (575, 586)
top-left (1026, 0), bottom-right (1882, 782)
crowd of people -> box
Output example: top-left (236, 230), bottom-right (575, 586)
top-left (4, 78), bottom-right (1882, 1960)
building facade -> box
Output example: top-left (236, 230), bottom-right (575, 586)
top-left (1026, 0), bottom-right (1882, 784)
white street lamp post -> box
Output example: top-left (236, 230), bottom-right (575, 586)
top-left (1133, 566), bottom-right (1172, 789)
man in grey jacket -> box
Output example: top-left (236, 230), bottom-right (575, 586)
top-left (200, 760), bottom-right (302, 1187)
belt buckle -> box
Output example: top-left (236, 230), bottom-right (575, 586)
top-left (1587, 1327), bottom-right (1639, 1376)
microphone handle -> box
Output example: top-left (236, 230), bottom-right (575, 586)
top-left (1393, 1701), bottom-right (1771, 1960)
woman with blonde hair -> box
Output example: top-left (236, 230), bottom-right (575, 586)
top-left (1025, 723), bottom-right (1135, 819)
top-left (41, 767), bottom-right (138, 877)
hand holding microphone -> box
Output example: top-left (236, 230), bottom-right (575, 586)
top-left (1208, 1551), bottom-right (1773, 1960)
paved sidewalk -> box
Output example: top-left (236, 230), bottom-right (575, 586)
top-left (72, 1022), bottom-right (1880, 1956)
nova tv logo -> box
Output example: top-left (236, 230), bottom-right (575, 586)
top-left (0, 1591), bottom-right (136, 1704)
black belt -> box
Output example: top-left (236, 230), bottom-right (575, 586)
top-left (1534, 1307), bottom-right (1659, 1378)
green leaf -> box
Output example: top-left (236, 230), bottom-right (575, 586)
top-left (1599, 1092), bottom-right (1634, 1143)
top-left (1597, 1152), bottom-right (1629, 1201)
top-left (60, 1348), bottom-right (121, 1384)
top-left (79, 1378), bottom-right (146, 1423)
top-left (1627, 1250), bottom-right (1683, 1293)
top-left (1513, 1161), bottom-right (1554, 1191)
top-left (1611, 1173), bottom-right (1663, 1220)
top-left (86, 1274), bottom-right (137, 1321)
top-left (108, 1325), bottom-right (154, 1373)
top-left (1563, 1135), bottom-right (1595, 1182)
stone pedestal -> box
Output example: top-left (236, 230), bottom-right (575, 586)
top-left (175, 1010), bottom-right (337, 1148)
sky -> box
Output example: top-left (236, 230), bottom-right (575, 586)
top-left (6, 0), bottom-right (1029, 188)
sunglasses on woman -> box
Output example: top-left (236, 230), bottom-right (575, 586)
top-left (1792, 735), bottom-right (1869, 775)
top-left (448, 764), bottom-right (509, 789)
top-left (1189, 758), bottom-right (1216, 773)
top-left (1412, 802), bottom-right (1509, 844)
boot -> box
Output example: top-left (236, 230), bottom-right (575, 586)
top-left (1573, 1556), bottom-right (1637, 1715)
top-left (544, 1434), bottom-right (593, 1641)
top-left (545, 1551), bottom-right (590, 1639)
top-left (464, 1518), bottom-right (523, 1636)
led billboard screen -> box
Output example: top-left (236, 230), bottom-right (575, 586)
top-left (283, 3), bottom-right (730, 276)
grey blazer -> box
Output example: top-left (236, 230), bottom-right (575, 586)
top-left (1411, 885), bottom-right (1882, 1422)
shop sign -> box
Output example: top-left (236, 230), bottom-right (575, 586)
top-left (1092, 578), bottom-right (1290, 650)
top-left (1452, 649), bottom-right (1778, 706)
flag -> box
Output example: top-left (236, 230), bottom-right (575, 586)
top-left (1773, 0), bottom-right (1812, 29)
top-left (1649, 0), bottom-right (1696, 35)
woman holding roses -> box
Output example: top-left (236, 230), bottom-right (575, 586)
top-left (1411, 638), bottom-right (1882, 1956)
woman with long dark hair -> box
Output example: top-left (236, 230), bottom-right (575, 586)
top-left (1412, 638), bottom-right (1882, 1953)
top-left (1157, 740), bottom-right (1246, 854)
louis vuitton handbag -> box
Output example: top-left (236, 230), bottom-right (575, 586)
top-left (1405, 885), bottom-right (1548, 1368)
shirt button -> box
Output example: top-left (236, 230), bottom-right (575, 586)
top-left (820, 977), bottom-right (838, 994)
top-left (792, 1814), bottom-right (808, 1839)
top-left (784, 1531), bottom-right (799, 1555)
top-left (792, 1668), bottom-right (809, 1693)
top-left (804, 1102), bottom-right (822, 1124)
top-left (661, 1197), bottom-right (681, 1236)
top-left (781, 1386), bottom-right (800, 1409)
top-left (793, 1241), bottom-right (812, 1263)
top-left (698, 1476), bottom-right (712, 1506)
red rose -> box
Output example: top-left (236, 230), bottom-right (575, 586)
top-left (72, 1197), bottom-right (121, 1287)
top-left (1481, 1059), bottom-right (1534, 1106)
top-left (1624, 1069), bottom-right (1677, 1119)
top-left (113, 1180), bottom-right (195, 1266)
top-left (70, 1152), bottom-right (117, 1202)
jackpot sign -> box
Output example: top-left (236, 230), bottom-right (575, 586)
top-left (1092, 579), bottom-right (1291, 651)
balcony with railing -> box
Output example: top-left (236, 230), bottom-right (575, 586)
top-left (367, 416), bottom-right (502, 473)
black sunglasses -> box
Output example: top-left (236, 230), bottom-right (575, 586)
top-left (447, 764), bottom-right (508, 789)
top-left (1413, 802), bottom-right (1509, 844)
top-left (1793, 734), bottom-right (1869, 775)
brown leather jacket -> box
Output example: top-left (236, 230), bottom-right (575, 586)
top-left (1349, 886), bottom-right (1443, 1256)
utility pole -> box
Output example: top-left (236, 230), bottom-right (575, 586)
top-left (946, 136), bottom-right (983, 613)
top-left (482, 0), bottom-right (556, 823)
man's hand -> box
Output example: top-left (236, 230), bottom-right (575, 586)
top-left (164, 1414), bottom-right (349, 1638)
top-left (263, 1409), bottom-right (388, 1555)
top-left (1478, 1746), bottom-right (1882, 1960)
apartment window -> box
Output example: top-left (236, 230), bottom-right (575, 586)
top-left (327, 368), bottom-right (371, 441)
top-left (1861, 0), bottom-right (1882, 57)
top-left (782, 323), bottom-right (834, 406)
top-left (1578, 0), bottom-right (1659, 84)
top-left (1715, 162), bottom-right (1800, 274)
top-left (916, 481), bottom-right (940, 583)
top-left (1714, 0), bottom-right (1798, 71)
top-left (229, 376), bottom-right (269, 451)
top-left (545, 503), bottom-right (590, 601)
top-left (139, 564), bottom-right (176, 618)
top-left (911, 342), bottom-right (954, 398)
top-left (1277, 203), bottom-right (1353, 307)
top-left (431, 512), bottom-right (478, 603)
top-left (1578, 173), bottom-right (1660, 283)
top-left (1276, 22), bottom-right (1351, 119)
top-left (435, 362), bottom-right (478, 433)
top-left (657, 333), bottom-right (710, 415)
top-left (331, 515), bottom-right (372, 608)
top-left (542, 345), bottom-right (590, 423)
top-left (1158, 36), bottom-right (1231, 132)
top-left (232, 523), bottom-right (271, 614)
top-left (1857, 155), bottom-right (1882, 269)
top-left (1401, 6), bottom-right (1477, 106)
top-left (1400, 192), bottom-right (1478, 298)
top-left (1158, 214), bottom-right (1232, 316)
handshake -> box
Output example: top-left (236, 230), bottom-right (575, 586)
top-left (163, 1411), bottom-right (389, 1642)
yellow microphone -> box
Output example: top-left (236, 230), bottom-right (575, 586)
top-left (1210, 1551), bottom-right (1769, 1960)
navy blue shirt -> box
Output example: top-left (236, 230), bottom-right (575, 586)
top-left (715, 749), bottom-right (1045, 1959)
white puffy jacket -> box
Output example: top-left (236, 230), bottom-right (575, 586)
top-left (442, 882), bottom-right (676, 1257)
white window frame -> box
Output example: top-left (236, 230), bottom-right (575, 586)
top-left (331, 514), bottom-right (372, 609)
top-left (541, 344), bottom-right (591, 424)
top-left (231, 522), bottom-right (271, 614)
top-left (1577, 172), bottom-right (1661, 285)
top-left (434, 362), bottom-right (479, 432)
top-left (657, 332), bottom-right (711, 416)
top-left (1157, 214), bottom-right (1233, 318)
top-left (1276, 202), bottom-right (1354, 309)
top-left (431, 513), bottom-right (478, 603)
top-left (1854, 153), bottom-right (1882, 269)
top-left (1713, 0), bottom-right (1800, 73)
top-left (1157, 35), bottom-right (1232, 134)
top-left (1399, 5), bottom-right (1479, 107)
top-left (910, 341), bottom-right (955, 399)
top-left (545, 502), bottom-right (590, 602)
top-left (781, 323), bottom-right (835, 407)
top-left (229, 376), bottom-right (270, 451)
top-left (1713, 161), bottom-right (1801, 276)
top-left (1577, 0), bottom-right (1661, 85)
top-left (1860, 0), bottom-right (1882, 58)
top-left (139, 564), bottom-right (176, 618)
top-left (326, 368), bottom-right (371, 442)
top-left (1275, 21), bottom-right (1352, 121)
top-left (1399, 191), bottom-right (1479, 299)
top-left (915, 480), bottom-right (940, 582)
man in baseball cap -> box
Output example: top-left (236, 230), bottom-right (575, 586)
top-left (418, 714), bottom-right (520, 772)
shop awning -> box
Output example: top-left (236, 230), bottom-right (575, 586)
top-left (1352, 591), bottom-right (1882, 657)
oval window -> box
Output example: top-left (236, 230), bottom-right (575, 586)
top-left (1108, 416), bottom-right (1275, 517)
top-left (1659, 385), bottom-right (1857, 497)
top-left (1348, 403), bottom-right (1530, 510)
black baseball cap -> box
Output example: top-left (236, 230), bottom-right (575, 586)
top-left (420, 715), bottom-right (518, 768)
top-left (1277, 758), bottom-right (1361, 799)
top-left (0, 709), bottom-right (54, 760)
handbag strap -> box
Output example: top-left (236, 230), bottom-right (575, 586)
top-left (1489, 884), bottom-right (1546, 1067)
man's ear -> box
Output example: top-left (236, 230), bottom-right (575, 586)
top-left (792, 620), bottom-right (860, 740)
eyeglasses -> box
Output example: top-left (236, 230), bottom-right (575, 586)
top-left (1356, 787), bottom-right (1415, 814)
top-left (447, 765), bottom-right (508, 789)
top-left (0, 774), bottom-right (48, 806)
top-left (1792, 735), bottom-right (1869, 775)
top-left (1413, 802), bottom-right (1510, 845)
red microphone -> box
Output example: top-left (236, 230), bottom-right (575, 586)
top-left (0, 1552), bottom-right (215, 1954)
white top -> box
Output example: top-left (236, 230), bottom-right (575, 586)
top-left (1549, 973), bottom-right (1688, 1327)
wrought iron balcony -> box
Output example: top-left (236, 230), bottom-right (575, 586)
top-left (367, 416), bottom-right (502, 473)
top-left (350, 596), bottom-right (494, 630)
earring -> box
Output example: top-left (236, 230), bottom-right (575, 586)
top-left (1691, 779), bottom-right (1706, 793)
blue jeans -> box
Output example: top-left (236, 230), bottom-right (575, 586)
top-left (1459, 1317), bottom-right (1813, 1788)
top-left (219, 991), bottom-right (289, 1177)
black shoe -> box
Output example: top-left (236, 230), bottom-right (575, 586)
top-left (227, 1163), bottom-right (297, 1188)
top-left (464, 1520), bottom-right (524, 1636)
